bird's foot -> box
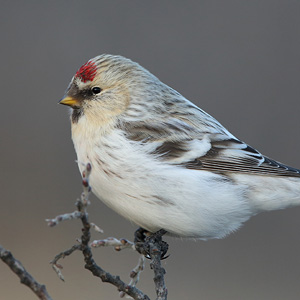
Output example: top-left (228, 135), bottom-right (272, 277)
top-left (134, 227), bottom-right (169, 260)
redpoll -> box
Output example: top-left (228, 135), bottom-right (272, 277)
top-left (59, 54), bottom-right (300, 239)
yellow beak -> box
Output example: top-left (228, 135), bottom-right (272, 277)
top-left (59, 96), bottom-right (80, 108)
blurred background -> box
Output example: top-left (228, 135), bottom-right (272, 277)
top-left (1, 1), bottom-right (300, 299)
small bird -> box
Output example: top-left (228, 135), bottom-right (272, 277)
top-left (60, 54), bottom-right (300, 239)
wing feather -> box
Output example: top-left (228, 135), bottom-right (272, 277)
top-left (120, 103), bottom-right (300, 178)
top-left (181, 138), bottom-right (300, 177)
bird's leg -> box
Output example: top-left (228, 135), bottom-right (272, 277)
top-left (134, 227), bottom-right (150, 256)
top-left (134, 228), bottom-right (169, 259)
top-left (134, 227), bottom-right (149, 244)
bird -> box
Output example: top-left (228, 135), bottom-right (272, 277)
top-left (59, 54), bottom-right (300, 240)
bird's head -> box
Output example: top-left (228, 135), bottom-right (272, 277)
top-left (60, 54), bottom-right (165, 125)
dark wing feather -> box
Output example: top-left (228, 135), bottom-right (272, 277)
top-left (184, 154), bottom-right (300, 177)
top-left (182, 139), bottom-right (300, 177)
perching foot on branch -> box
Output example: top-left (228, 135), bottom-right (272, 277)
top-left (134, 228), bottom-right (169, 260)
top-left (134, 228), bottom-right (169, 299)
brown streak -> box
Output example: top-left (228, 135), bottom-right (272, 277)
top-left (152, 141), bottom-right (188, 159)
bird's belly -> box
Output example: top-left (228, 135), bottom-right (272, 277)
top-left (87, 159), bottom-right (252, 239)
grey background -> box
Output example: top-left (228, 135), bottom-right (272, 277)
top-left (1, 1), bottom-right (300, 299)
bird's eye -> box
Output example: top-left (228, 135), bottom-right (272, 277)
top-left (92, 87), bottom-right (102, 94)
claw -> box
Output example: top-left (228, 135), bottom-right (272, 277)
top-left (134, 228), bottom-right (169, 260)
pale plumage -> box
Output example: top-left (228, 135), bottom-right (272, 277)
top-left (60, 54), bottom-right (300, 239)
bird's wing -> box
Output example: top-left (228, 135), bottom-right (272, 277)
top-left (180, 137), bottom-right (300, 177)
top-left (122, 112), bottom-right (300, 178)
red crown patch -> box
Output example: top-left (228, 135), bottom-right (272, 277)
top-left (75, 61), bottom-right (97, 83)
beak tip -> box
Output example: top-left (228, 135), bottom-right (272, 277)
top-left (59, 96), bottom-right (79, 108)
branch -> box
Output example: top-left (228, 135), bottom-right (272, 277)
top-left (135, 229), bottom-right (168, 300)
top-left (120, 255), bottom-right (145, 298)
top-left (1, 162), bottom-right (168, 300)
top-left (0, 245), bottom-right (52, 300)
top-left (147, 231), bottom-right (168, 300)
top-left (91, 237), bottom-right (134, 250)
top-left (78, 189), bottom-right (150, 300)
top-left (48, 162), bottom-right (151, 300)
top-left (46, 211), bottom-right (82, 227)
top-left (50, 244), bottom-right (82, 281)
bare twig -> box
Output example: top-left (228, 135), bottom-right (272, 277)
top-left (50, 244), bottom-right (82, 281)
top-left (46, 211), bottom-right (82, 227)
top-left (120, 255), bottom-right (145, 298)
top-left (91, 237), bottom-right (134, 251)
top-left (148, 230), bottom-right (168, 300)
top-left (0, 245), bottom-right (52, 300)
top-left (90, 222), bottom-right (104, 233)
top-left (79, 200), bottom-right (150, 300)
top-left (49, 163), bottom-right (151, 300)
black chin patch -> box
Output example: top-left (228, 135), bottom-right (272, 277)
top-left (72, 108), bottom-right (84, 123)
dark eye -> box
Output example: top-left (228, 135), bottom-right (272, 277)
top-left (92, 87), bottom-right (102, 94)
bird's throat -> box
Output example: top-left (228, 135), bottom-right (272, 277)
top-left (72, 108), bottom-right (84, 124)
